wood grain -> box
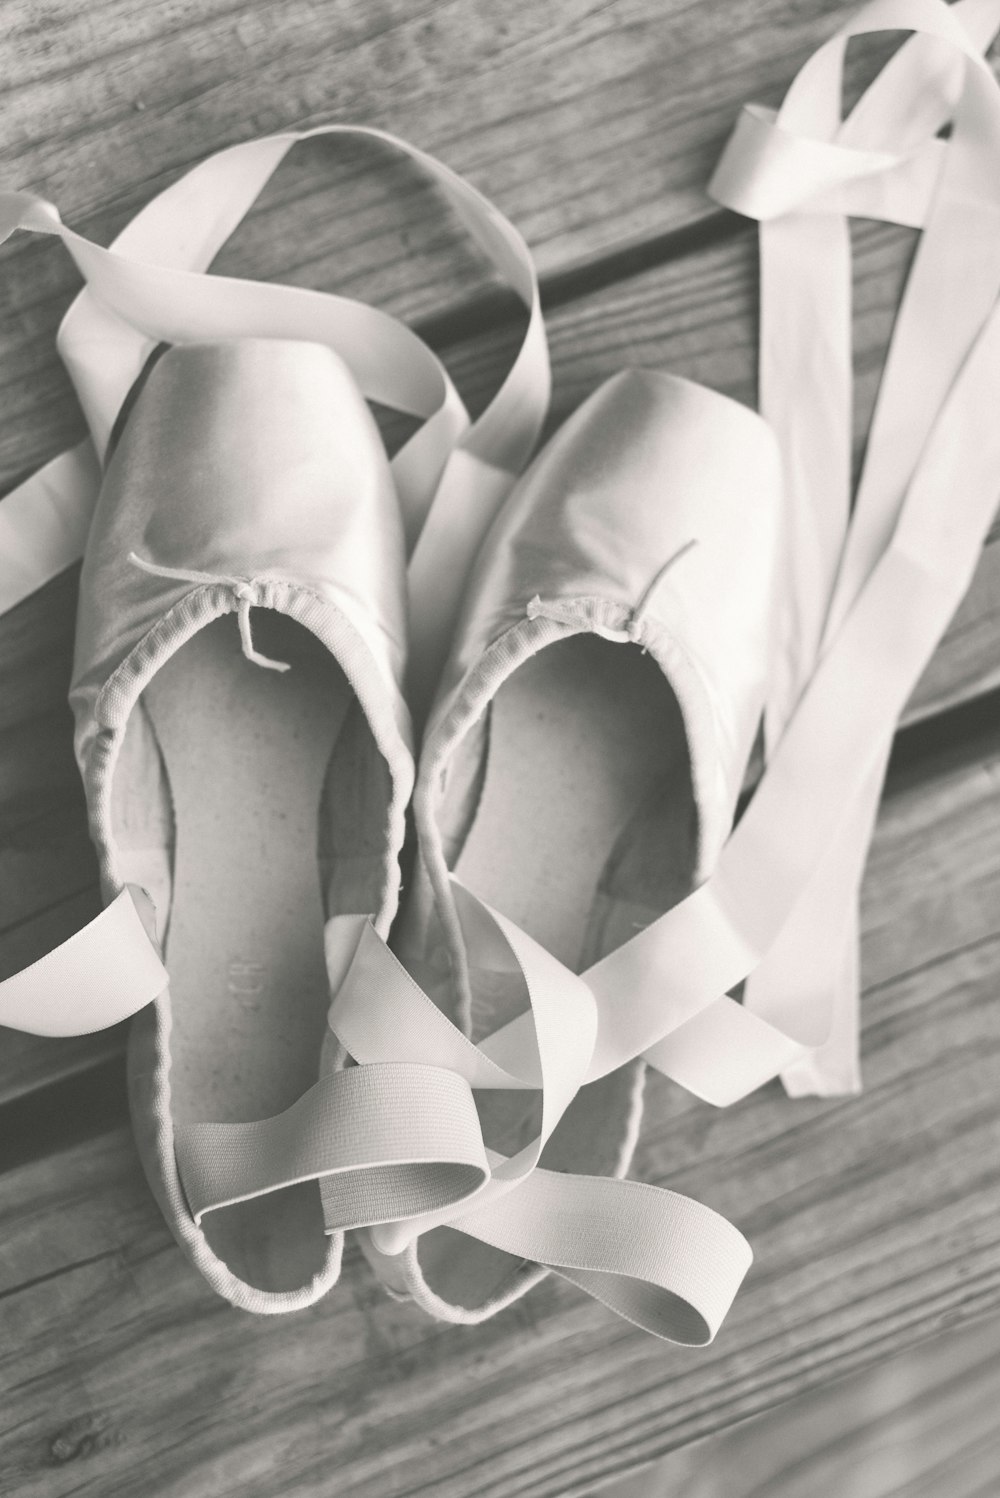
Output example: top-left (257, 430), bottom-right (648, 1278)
top-left (2, 0), bottom-right (996, 486)
top-left (597, 1312), bottom-right (1000, 1498)
top-left (0, 721), bottom-right (997, 1497)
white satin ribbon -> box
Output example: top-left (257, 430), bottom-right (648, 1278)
top-left (0, 886), bottom-right (166, 1036)
top-left (710, 0), bottom-right (1000, 1097)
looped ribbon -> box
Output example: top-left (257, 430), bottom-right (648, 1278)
top-left (0, 885), bottom-right (167, 1036)
top-left (326, 886), bottom-right (600, 1248)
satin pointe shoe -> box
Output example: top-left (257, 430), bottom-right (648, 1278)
top-left (67, 338), bottom-right (420, 1308)
top-left (350, 369), bottom-right (781, 1326)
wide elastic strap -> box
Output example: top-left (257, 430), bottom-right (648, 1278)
top-left (173, 1063), bottom-right (489, 1226)
top-left (324, 910), bottom-right (752, 1342)
top-left (326, 888), bottom-right (597, 1251)
top-left (173, 906), bottom-right (751, 1343)
top-left (454, 1165), bottom-right (752, 1346)
top-left (0, 887), bottom-right (166, 1036)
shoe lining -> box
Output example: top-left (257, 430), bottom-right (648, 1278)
top-left (128, 612), bottom-right (352, 1293)
top-left (418, 634), bottom-right (698, 1310)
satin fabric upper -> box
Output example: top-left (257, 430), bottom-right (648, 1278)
top-left (425, 369), bottom-right (785, 868)
top-left (70, 339), bottom-right (411, 780)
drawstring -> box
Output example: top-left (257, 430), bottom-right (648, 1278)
top-left (128, 552), bottom-right (291, 673)
top-left (627, 539), bottom-right (698, 641)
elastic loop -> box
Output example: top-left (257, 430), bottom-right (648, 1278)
top-left (175, 1063), bottom-right (489, 1226)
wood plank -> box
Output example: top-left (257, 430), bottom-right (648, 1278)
top-left (597, 1312), bottom-right (1000, 1498)
top-left (0, 1021), bottom-right (123, 1108)
top-left (0, 0), bottom-right (914, 330)
top-left (0, 718), bottom-right (998, 1497)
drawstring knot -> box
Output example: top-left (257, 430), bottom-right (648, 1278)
top-left (525, 594), bottom-right (585, 626)
top-left (128, 552), bottom-right (291, 673)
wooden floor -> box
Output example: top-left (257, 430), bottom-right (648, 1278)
top-left (595, 1312), bottom-right (1000, 1498)
top-left (1, 1), bottom-right (999, 1495)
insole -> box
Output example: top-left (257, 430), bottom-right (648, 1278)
top-left (421, 635), bottom-right (698, 1309)
top-left (455, 635), bottom-right (696, 1037)
top-left (141, 612), bottom-right (352, 1291)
